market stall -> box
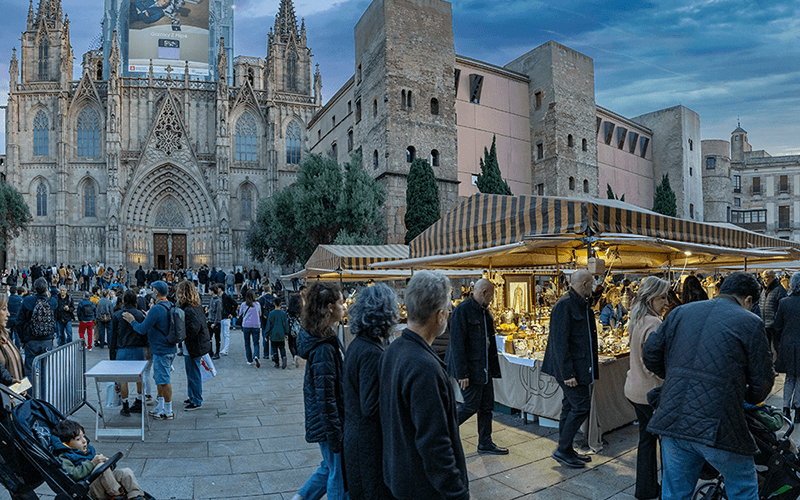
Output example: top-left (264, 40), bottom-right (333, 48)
top-left (374, 193), bottom-right (800, 445)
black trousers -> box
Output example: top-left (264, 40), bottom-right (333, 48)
top-left (628, 398), bottom-right (660, 499)
top-left (210, 322), bottom-right (221, 355)
top-left (457, 380), bottom-right (495, 447)
top-left (557, 382), bottom-right (592, 454)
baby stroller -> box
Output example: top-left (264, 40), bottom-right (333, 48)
top-left (0, 385), bottom-right (123, 500)
top-left (693, 405), bottom-right (800, 499)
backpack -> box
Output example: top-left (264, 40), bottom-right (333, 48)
top-left (80, 301), bottom-right (94, 319)
top-left (29, 297), bottom-right (55, 338)
top-left (222, 295), bottom-right (238, 318)
top-left (159, 301), bottom-right (186, 345)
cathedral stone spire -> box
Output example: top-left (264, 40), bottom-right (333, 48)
top-left (35, 0), bottom-right (62, 29)
top-left (9, 48), bottom-right (18, 86)
top-left (275, 0), bottom-right (299, 42)
top-left (27, 0), bottom-right (35, 30)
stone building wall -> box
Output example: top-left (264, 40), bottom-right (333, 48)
top-left (700, 139), bottom-right (732, 223)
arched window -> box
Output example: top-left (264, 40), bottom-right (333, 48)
top-left (406, 146), bottom-right (416, 163)
top-left (247, 67), bottom-right (255, 86)
top-left (36, 182), bottom-right (47, 216)
top-left (235, 113), bottom-right (258, 162)
top-left (38, 37), bottom-right (49, 79)
top-left (373, 98), bottom-right (378, 117)
top-left (401, 90), bottom-right (406, 109)
top-left (84, 182), bottom-right (96, 217)
top-left (96, 62), bottom-right (103, 81)
top-left (331, 142), bottom-right (338, 159)
top-left (373, 150), bottom-right (379, 170)
top-left (569, 177), bottom-right (575, 190)
top-left (430, 149), bottom-right (440, 167)
top-left (33, 111), bottom-right (48, 156)
top-left (431, 98), bottom-right (439, 115)
top-left (568, 134), bottom-right (574, 148)
top-left (407, 90), bottom-right (413, 109)
top-left (286, 51), bottom-right (298, 92)
top-left (582, 138), bottom-right (588, 151)
top-left (241, 185), bottom-right (253, 222)
top-left (286, 121), bottom-right (302, 164)
top-left (77, 108), bottom-right (100, 157)
top-left (583, 179), bottom-right (589, 193)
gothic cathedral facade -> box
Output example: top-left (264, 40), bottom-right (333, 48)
top-left (4, 0), bottom-right (320, 271)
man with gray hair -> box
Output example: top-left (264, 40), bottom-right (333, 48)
top-left (542, 268), bottom-right (599, 468)
top-left (759, 269), bottom-right (786, 352)
top-left (380, 270), bottom-right (469, 500)
top-left (446, 278), bottom-right (507, 455)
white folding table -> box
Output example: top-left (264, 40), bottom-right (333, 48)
top-left (84, 360), bottom-right (150, 441)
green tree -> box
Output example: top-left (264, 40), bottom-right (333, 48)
top-left (652, 173), bottom-right (677, 217)
top-left (476, 135), bottom-right (512, 195)
top-left (405, 157), bottom-right (440, 244)
top-left (335, 152), bottom-right (387, 245)
top-left (246, 153), bottom-right (387, 266)
top-left (0, 181), bottom-right (32, 251)
top-left (606, 184), bottom-right (625, 202)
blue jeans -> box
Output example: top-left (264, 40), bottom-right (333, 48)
top-left (661, 436), bottom-right (757, 500)
top-left (298, 441), bottom-right (349, 500)
top-left (24, 339), bottom-right (53, 398)
top-left (243, 327), bottom-right (259, 362)
top-left (96, 321), bottom-right (111, 346)
top-left (56, 321), bottom-right (73, 346)
top-left (184, 355), bottom-right (203, 405)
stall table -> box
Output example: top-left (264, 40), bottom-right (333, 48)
top-left (84, 360), bottom-right (150, 441)
top-left (492, 345), bottom-right (635, 452)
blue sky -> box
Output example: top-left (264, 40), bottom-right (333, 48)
top-left (2, 0), bottom-right (800, 155)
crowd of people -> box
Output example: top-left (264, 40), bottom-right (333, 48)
top-left (2, 261), bottom-right (799, 500)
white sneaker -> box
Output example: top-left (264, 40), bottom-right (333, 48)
top-left (221, 350), bottom-right (228, 356)
top-left (246, 361), bottom-right (252, 366)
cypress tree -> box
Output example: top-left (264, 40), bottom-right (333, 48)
top-left (652, 173), bottom-right (677, 217)
top-left (0, 181), bottom-right (32, 251)
top-left (405, 158), bottom-right (440, 244)
top-left (476, 135), bottom-right (512, 195)
top-left (606, 184), bottom-right (615, 200)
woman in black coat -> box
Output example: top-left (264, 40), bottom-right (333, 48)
top-left (342, 284), bottom-right (399, 500)
top-left (774, 273), bottom-right (800, 422)
top-left (177, 280), bottom-right (212, 411)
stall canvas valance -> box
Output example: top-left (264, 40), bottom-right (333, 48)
top-left (410, 194), bottom-right (800, 259)
top-left (303, 244), bottom-right (410, 272)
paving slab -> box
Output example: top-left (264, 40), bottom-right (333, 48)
top-left (230, 452), bottom-right (294, 474)
top-left (193, 473), bottom-right (265, 498)
top-left (141, 456), bottom-right (232, 477)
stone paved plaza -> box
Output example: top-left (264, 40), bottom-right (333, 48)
top-left (2, 326), bottom-right (790, 500)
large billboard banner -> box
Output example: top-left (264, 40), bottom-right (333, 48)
top-left (128, 0), bottom-right (209, 76)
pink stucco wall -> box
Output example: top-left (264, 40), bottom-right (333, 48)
top-left (455, 58), bottom-right (532, 197)
top-left (596, 108), bottom-right (654, 209)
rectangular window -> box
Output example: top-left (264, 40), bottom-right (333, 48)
top-left (536, 143), bottom-right (544, 160)
top-left (689, 203), bottom-right (694, 219)
top-left (454, 69), bottom-right (461, 97)
top-left (471, 174), bottom-right (478, 186)
top-left (706, 157), bottom-right (716, 169)
top-left (331, 142), bottom-right (338, 159)
top-left (469, 74), bottom-right (484, 104)
top-left (357, 64), bottom-right (362, 84)
top-left (734, 197), bottom-right (741, 207)
top-left (752, 177), bottom-right (761, 195)
top-left (733, 175), bottom-right (741, 193)
top-left (731, 209), bottom-right (767, 226)
top-left (780, 175), bottom-right (789, 193)
top-left (536, 183), bottom-right (544, 196)
top-left (779, 205), bottom-right (790, 229)
top-left (347, 101), bottom-right (352, 114)
top-left (355, 100), bottom-right (362, 123)
top-left (534, 91), bottom-right (543, 109)
top-left (603, 122), bottom-right (615, 145)
top-left (332, 115), bottom-right (336, 127)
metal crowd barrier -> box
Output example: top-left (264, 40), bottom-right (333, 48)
top-left (31, 340), bottom-right (96, 416)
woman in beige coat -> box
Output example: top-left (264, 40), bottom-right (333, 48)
top-left (624, 276), bottom-right (670, 500)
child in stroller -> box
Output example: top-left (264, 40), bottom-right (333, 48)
top-left (694, 403), bottom-right (800, 500)
top-left (51, 419), bottom-right (145, 500)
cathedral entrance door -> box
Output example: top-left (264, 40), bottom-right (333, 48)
top-left (153, 233), bottom-right (187, 270)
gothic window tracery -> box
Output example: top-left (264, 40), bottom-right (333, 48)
top-left (77, 108), bottom-right (100, 157)
top-left (286, 121), bottom-right (302, 164)
top-left (241, 184), bottom-right (253, 221)
top-left (36, 182), bottom-right (47, 217)
top-left (33, 111), bottom-right (48, 156)
top-left (84, 182), bottom-right (96, 217)
top-left (38, 36), bottom-right (49, 80)
top-left (286, 50), bottom-right (298, 92)
top-left (154, 101), bottom-right (183, 156)
top-left (154, 198), bottom-right (186, 227)
top-left (235, 113), bottom-right (258, 162)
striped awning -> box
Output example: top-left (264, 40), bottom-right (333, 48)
top-left (303, 244), bottom-right (409, 272)
top-left (410, 194), bottom-right (800, 258)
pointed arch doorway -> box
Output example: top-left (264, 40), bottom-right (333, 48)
top-left (153, 198), bottom-right (188, 270)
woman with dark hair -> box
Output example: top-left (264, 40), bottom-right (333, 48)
top-left (342, 284), bottom-right (398, 500)
top-left (239, 289), bottom-right (262, 367)
top-left (177, 280), bottom-right (212, 411)
top-left (114, 289), bottom-right (146, 416)
top-left (680, 275), bottom-right (708, 304)
top-left (293, 282), bottom-right (348, 500)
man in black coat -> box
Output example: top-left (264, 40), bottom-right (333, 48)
top-left (643, 272), bottom-right (774, 499)
top-left (541, 269), bottom-right (598, 468)
top-left (446, 278), bottom-right (506, 455)
top-left (135, 266), bottom-right (146, 288)
top-left (380, 270), bottom-right (468, 500)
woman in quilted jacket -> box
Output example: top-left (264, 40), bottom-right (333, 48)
top-left (293, 282), bottom-right (348, 500)
top-left (624, 276), bottom-right (670, 500)
top-left (774, 273), bottom-right (800, 423)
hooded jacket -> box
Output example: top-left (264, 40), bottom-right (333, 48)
top-left (297, 327), bottom-right (345, 452)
